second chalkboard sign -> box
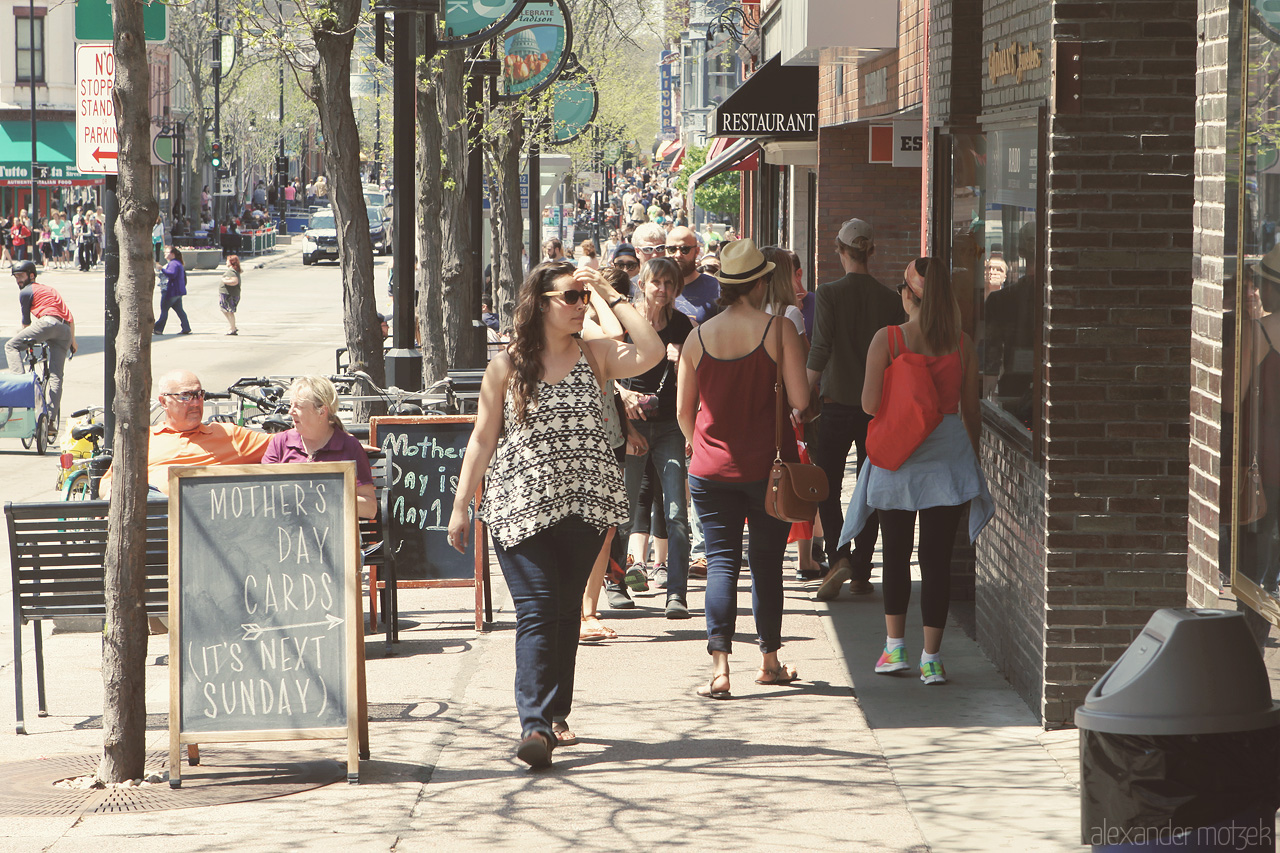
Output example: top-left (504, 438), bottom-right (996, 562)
top-left (371, 417), bottom-right (480, 582)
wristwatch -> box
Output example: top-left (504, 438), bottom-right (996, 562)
top-left (609, 297), bottom-right (625, 308)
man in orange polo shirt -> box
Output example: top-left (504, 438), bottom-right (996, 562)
top-left (102, 369), bottom-right (270, 495)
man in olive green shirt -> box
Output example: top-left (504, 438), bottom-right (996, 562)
top-left (806, 219), bottom-right (905, 600)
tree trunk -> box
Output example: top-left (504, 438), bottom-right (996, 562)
top-left (100, 0), bottom-right (158, 784)
top-left (437, 51), bottom-right (482, 369)
top-left (416, 31), bottom-right (447, 384)
top-left (486, 107), bottom-right (524, 332)
top-left (310, 0), bottom-right (384, 420)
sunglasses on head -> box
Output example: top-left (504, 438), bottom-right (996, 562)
top-left (542, 288), bottom-right (592, 305)
top-left (700, 264), bottom-right (720, 274)
top-left (665, 245), bottom-right (697, 256)
top-left (163, 390), bottom-right (206, 403)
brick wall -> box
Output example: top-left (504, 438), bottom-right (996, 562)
top-left (1188, 0), bottom-right (1230, 609)
top-left (1035, 0), bottom-right (1197, 725)
top-left (814, 123), bottom-right (920, 286)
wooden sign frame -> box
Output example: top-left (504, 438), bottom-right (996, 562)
top-left (167, 463), bottom-right (366, 786)
top-left (370, 416), bottom-right (492, 636)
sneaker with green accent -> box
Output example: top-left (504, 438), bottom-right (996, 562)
top-left (623, 561), bottom-right (649, 592)
top-left (919, 660), bottom-right (947, 685)
top-left (875, 646), bottom-right (909, 674)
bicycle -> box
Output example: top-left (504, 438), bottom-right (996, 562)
top-left (56, 406), bottom-right (108, 500)
top-left (0, 341), bottom-right (52, 454)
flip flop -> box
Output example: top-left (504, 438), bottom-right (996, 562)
top-left (696, 674), bottom-right (732, 700)
top-left (552, 723), bottom-right (578, 746)
top-left (579, 629), bottom-right (610, 643)
top-left (755, 664), bottom-right (800, 685)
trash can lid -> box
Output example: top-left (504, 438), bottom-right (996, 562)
top-left (1075, 608), bottom-right (1280, 735)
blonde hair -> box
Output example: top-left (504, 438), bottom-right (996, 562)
top-left (289, 376), bottom-right (344, 431)
top-left (760, 246), bottom-right (798, 313)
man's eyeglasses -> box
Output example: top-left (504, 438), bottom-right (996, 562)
top-left (665, 245), bottom-right (697, 256)
top-left (636, 245), bottom-right (663, 256)
top-left (542, 288), bottom-right (592, 305)
top-left (162, 390), bottom-right (205, 403)
top-left (614, 260), bottom-right (640, 271)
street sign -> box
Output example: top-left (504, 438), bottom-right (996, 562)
top-left (75, 45), bottom-right (118, 175)
top-left (218, 176), bottom-right (234, 196)
top-left (75, 0), bottom-right (168, 43)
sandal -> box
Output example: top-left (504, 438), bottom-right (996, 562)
top-left (696, 673), bottom-right (732, 700)
top-left (516, 731), bottom-right (553, 768)
top-left (755, 664), bottom-right (800, 685)
top-left (552, 721), bottom-right (578, 746)
top-left (579, 617), bottom-right (618, 643)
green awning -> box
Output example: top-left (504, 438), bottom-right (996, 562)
top-left (0, 121), bottom-right (99, 183)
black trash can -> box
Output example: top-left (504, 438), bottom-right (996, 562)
top-left (1076, 608), bottom-right (1280, 852)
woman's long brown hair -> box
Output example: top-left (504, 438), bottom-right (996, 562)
top-left (508, 262), bottom-right (576, 423)
top-left (913, 257), bottom-right (962, 354)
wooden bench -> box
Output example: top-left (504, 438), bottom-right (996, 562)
top-left (6, 498), bottom-right (169, 734)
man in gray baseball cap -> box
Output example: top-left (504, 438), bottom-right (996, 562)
top-left (807, 218), bottom-right (906, 600)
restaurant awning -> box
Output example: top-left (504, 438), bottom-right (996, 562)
top-left (0, 121), bottom-right (103, 186)
top-left (711, 56), bottom-right (818, 139)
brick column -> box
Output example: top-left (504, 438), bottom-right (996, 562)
top-left (1038, 0), bottom-right (1197, 725)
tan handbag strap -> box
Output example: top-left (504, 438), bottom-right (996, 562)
top-left (773, 317), bottom-right (784, 463)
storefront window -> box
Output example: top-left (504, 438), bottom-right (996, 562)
top-left (1231, 6), bottom-right (1280, 626)
top-left (951, 124), bottom-right (1041, 432)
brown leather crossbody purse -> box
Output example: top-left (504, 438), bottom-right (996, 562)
top-left (764, 319), bottom-right (829, 523)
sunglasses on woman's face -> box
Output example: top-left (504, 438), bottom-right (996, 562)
top-left (543, 288), bottom-right (592, 305)
top-left (615, 260), bottom-right (640, 272)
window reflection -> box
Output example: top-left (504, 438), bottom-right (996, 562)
top-left (952, 127), bottom-right (1039, 430)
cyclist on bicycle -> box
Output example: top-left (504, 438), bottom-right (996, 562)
top-left (6, 259), bottom-right (76, 436)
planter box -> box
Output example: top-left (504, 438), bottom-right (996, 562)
top-left (185, 248), bottom-right (224, 270)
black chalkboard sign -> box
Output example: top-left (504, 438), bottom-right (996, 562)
top-left (371, 417), bottom-right (481, 582)
top-left (167, 463), bottom-right (362, 785)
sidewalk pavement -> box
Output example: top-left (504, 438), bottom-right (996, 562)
top-left (0, 559), bottom-right (1082, 852)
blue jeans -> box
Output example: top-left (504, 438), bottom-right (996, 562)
top-left (811, 401), bottom-right (878, 578)
top-left (155, 295), bottom-right (191, 334)
top-left (689, 475), bottom-right (790, 655)
top-left (493, 516), bottom-right (606, 738)
top-left (622, 418), bottom-right (690, 600)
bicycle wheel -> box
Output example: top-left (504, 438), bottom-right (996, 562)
top-left (63, 470), bottom-right (91, 501)
top-left (34, 414), bottom-right (47, 455)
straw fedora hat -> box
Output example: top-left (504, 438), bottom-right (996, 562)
top-left (1257, 244), bottom-right (1280, 286)
top-left (714, 238), bottom-right (775, 285)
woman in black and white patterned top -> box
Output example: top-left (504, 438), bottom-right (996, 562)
top-left (449, 261), bottom-right (663, 769)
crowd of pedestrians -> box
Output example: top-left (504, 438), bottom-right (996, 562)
top-left (1, 204), bottom-right (105, 272)
top-left (453, 162), bottom-right (994, 769)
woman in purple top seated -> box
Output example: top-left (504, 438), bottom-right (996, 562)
top-left (262, 375), bottom-right (377, 518)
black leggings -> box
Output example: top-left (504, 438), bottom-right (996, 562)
top-left (877, 505), bottom-right (964, 629)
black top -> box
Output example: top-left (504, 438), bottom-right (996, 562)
top-left (806, 272), bottom-right (905, 406)
top-left (624, 308), bottom-right (693, 421)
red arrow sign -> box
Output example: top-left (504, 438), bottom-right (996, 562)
top-left (92, 147), bottom-right (118, 163)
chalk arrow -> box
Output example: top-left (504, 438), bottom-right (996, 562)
top-left (92, 147), bottom-right (118, 163)
top-left (240, 613), bottom-right (344, 641)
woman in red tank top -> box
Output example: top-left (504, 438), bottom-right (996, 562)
top-left (677, 239), bottom-right (813, 701)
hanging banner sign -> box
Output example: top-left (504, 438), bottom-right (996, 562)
top-left (659, 51), bottom-right (677, 136)
top-left (548, 76), bottom-right (598, 145)
top-left (498, 0), bottom-right (572, 100)
top-left (440, 0), bottom-right (530, 48)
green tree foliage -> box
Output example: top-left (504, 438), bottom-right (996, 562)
top-left (675, 144), bottom-right (739, 219)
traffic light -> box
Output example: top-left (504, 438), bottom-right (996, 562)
top-left (211, 141), bottom-right (223, 169)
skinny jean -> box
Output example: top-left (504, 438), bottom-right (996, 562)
top-left (493, 516), bottom-right (606, 738)
top-left (622, 419), bottom-right (689, 599)
top-left (689, 475), bottom-right (790, 655)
